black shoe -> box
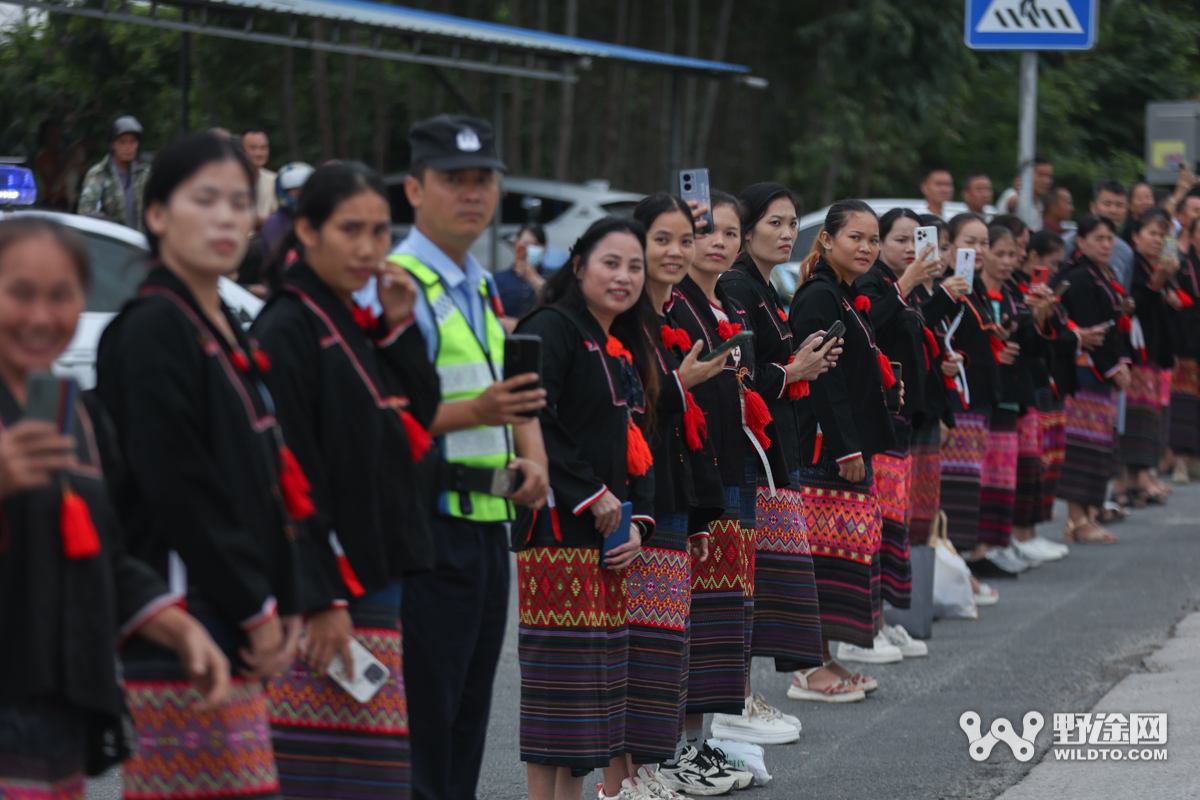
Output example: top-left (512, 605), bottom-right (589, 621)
top-left (967, 551), bottom-right (1024, 579)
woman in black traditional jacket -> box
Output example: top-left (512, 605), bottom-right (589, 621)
top-left (788, 199), bottom-right (896, 697)
top-left (1056, 215), bottom-right (1132, 544)
top-left (251, 163), bottom-right (441, 799)
top-left (95, 133), bottom-right (307, 800)
top-left (511, 218), bottom-right (655, 800)
top-left (1167, 216), bottom-right (1200, 478)
top-left (0, 218), bottom-right (229, 800)
top-left (719, 183), bottom-right (849, 708)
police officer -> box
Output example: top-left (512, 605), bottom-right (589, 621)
top-left (78, 115), bottom-right (150, 231)
top-left (359, 114), bottom-right (550, 800)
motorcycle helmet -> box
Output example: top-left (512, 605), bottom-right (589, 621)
top-left (275, 162), bottom-right (314, 213)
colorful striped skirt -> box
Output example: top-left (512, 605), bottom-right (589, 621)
top-left (688, 486), bottom-right (750, 715)
top-left (1171, 358), bottom-right (1200, 456)
top-left (940, 406), bottom-right (991, 552)
top-left (623, 513), bottom-right (690, 764)
top-left (1160, 367), bottom-right (1173, 462)
top-left (1059, 385), bottom-right (1116, 508)
top-left (750, 473), bottom-right (823, 671)
top-left (979, 408), bottom-right (1019, 548)
top-left (908, 418), bottom-right (942, 547)
top-left (739, 456), bottom-right (758, 666)
top-left (798, 461), bottom-right (883, 649)
top-left (874, 415), bottom-right (912, 609)
top-left (269, 584), bottom-right (409, 800)
top-left (517, 546), bottom-right (627, 770)
top-left (0, 698), bottom-right (86, 800)
top-left (1012, 407), bottom-right (1044, 528)
top-left (1120, 364), bottom-right (1162, 470)
top-left (1038, 389), bottom-right (1066, 522)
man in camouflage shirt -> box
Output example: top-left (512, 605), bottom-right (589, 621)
top-left (78, 116), bottom-right (150, 231)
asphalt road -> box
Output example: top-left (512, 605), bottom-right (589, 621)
top-left (88, 489), bottom-right (1200, 800)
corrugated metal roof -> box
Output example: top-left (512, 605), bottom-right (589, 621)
top-left (207, 0), bottom-right (751, 74)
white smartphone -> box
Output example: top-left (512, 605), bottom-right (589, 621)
top-left (914, 226), bottom-right (938, 266)
top-left (327, 637), bottom-right (390, 704)
top-left (955, 248), bottom-right (977, 282)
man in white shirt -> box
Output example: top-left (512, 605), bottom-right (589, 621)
top-left (918, 166), bottom-right (954, 219)
top-left (997, 155), bottom-right (1055, 227)
top-left (240, 126), bottom-right (278, 227)
top-left (962, 172), bottom-right (994, 218)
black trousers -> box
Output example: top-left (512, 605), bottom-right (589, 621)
top-left (402, 517), bottom-right (510, 800)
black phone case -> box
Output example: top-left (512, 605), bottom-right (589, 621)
top-left (504, 335), bottom-right (543, 418)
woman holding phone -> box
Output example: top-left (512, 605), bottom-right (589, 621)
top-left (251, 162), bottom-right (442, 800)
top-left (511, 217), bottom-right (656, 800)
top-left (0, 218), bottom-right (230, 800)
top-left (787, 199), bottom-right (896, 696)
top-left (95, 132), bottom-right (306, 800)
top-left (1057, 215), bottom-right (1131, 543)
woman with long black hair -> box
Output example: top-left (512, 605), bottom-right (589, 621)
top-left (511, 217), bottom-right (656, 800)
top-left (0, 218), bottom-right (229, 800)
top-left (251, 162), bottom-right (442, 800)
top-left (96, 131), bottom-right (307, 800)
top-left (1057, 215), bottom-right (1132, 544)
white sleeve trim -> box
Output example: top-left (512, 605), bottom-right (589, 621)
top-left (118, 593), bottom-right (185, 646)
top-left (836, 451), bottom-right (863, 464)
top-left (377, 315), bottom-right (416, 347)
top-left (240, 596), bottom-right (279, 631)
top-left (773, 363), bottom-right (789, 399)
top-left (573, 486), bottom-right (608, 516)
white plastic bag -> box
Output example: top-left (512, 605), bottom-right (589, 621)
top-left (930, 511), bottom-right (978, 620)
top-left (707, 738), bottom-right (771, 786)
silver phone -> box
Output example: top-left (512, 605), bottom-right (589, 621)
top-left (955, 248), bottom-right (977, 282)
top-left (914, 226), bottom-right (938, 265)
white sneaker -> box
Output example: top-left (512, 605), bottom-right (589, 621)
top-left (1021, 536), bottom-right (1067, 561)
top-left (1001, 544), bottom-right (1042, 568)
top-left (657, 747), bottom-right (739, 796)
top-left (882, 623), bottom-right (928, 657)
top-left (634, 766), bottom-right (696, 800)
top-left (836, 633), bottom-right (903, 664)
top-left (1011, 537), bottom-right (1057, 563)
top-left (598, 777), bottom-right (653, 800)
top-left (751, 691), bottom-right (801, 731)
top-left (711, 702), bottom-right (800, 745)
top-left (700, 743), bottom-right (754, 790)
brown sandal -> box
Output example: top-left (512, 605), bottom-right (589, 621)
top-left (1064, 516), bottom-right (1118, 544)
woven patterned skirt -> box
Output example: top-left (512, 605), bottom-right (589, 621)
top-left (269, 584), bottom-right (408, 800)
top-left (1012, 407), bottom-right (1044, 527)
top-left (517, 546), bottom-right (628, 769)
top-left (1160, 367), bottom-right (1173, 462)
top-left (624, 513), bottom-right (690, 764)
top-left (798, 461), bottom-right (882, 649)
top-left (1120, 364), bottom-right (1162, 470)
top-left (979, 408), bottom-right (1018, 548)
top-left (750, 473), bottom-right (823, 671)
top-left (1038, 389), bottom-right (1066, 522)
top-left (908, 419), bottom-right (942, 547)
top-left (1171, 358), bottom-right (1200, 455)
top-left (688, 486), bottom-right (749, 715)
top-left (940, 407), bottom-right (991, 551)
top-left (739, 456), bottom-right (758, 666)
top-left (875, 415), bottom-right (912, 609)
top-left (1059, 385), bottom-right (1116, 508)
top-left (0, 698), bottom-right (86, 800)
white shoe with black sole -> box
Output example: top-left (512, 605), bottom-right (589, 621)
top-left (701, 744), bottom-right (753, 790)
top-left (658, 746), bottom-right (739, 796)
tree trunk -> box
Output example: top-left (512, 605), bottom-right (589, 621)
top-left (313, 23), bottom-right (334, 162)
top-left (529, 0), bottom-right (548, 177)
top-left (601, 0), bottom-right (629, 180)
top-left (553, 0), bottom-right (578, 181)
top-left (506, 0), bottom-right (523, 175)
top-left (373, 66), bottom-right (389, 172)
top-left (658, 0), bottom-right (676, 181)
top-left (681, 0), bottom-right (699, 164)
top-left (694, 0), bottom-right (734, 166)
top-left (282, 46), bottom-right (299, 159)
top-left (337, 52), bottom-right (357, 158)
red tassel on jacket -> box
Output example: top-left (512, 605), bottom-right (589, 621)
top-left (776, 308), bottom-right (788, 323)
top-left (1179, 290), bottom-right (1196, 309)
top-left (877, 352), bottom-right (898, 389)
top-left (1118, 315), bottom-right (1132, 335)
top-left (989, 335), bottom-right (1007, 364)
top-left (230, 351), bottom-right (250, 373)
top-left (683, 391), bottom-right (708, 451)
top-left (399, 409), bottom-right (432, 463)
top-left (328, 534), bottom-right (366, 597)
top-left (853, 296), bottom-right (871, 314)
top-left (717, 320), bottom-right (742, 340)
top-left (626, 419), bottom-right (653, 476)
top-left (278, 446), bottom-right (316, 521)
top-left (944, 373), bottom-right (959, 391)
top-left (812, 429), bottom-right (823, 464)
top-left (784, 353), bottom-right (811, 400)
top-left (743, 389), bottom-right (772, 449)
top-left (60, 486), bottom-right (100, 560)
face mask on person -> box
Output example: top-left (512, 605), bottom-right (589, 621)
top-left (525, 244), bottom-right (545, 268)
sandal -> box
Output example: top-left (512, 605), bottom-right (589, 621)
top-left (825, 659), bottom-right (877, 693)
top-left (1064, 516), bottom-right (1118, 545)
top-left (1096, 502), bottom-right (1128, 524)
top-left (787, 667), bottom-right (866, 703)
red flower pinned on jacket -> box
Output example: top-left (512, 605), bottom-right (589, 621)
top-left (606, 335), bottom-right (633, 364)
top-left (660, 325), bottom-right (692, 352)
top-left (683, 391), bottom-right (708, 450)
top-left (60, 485), bottom-right (100, 560)
top-left (986, 289), bottom-right (1004, 302)
top-left (230, 350), bottom-right (250, 373)
top-left (252, 349), bottom-right (270, 373)
top-left (717, 320), bottom-right (742, 340)
top-left (852, 296), bottom-right (871, 314)
top-left (352, 305), bottom-right (379, 333)
top-left (776, 307), bottom-right (788, 323)
top-left (1118, 315), bottom-right (1132, 335)
top-left (1180, 290), bottom-right (1196, 309)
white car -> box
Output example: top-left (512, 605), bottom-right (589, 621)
top-left (0, 210), bottom-right (264, 388)
top-left (772, 198), bottom-right (998, 302)
top-left (384, 175), bottom-right (645, 271)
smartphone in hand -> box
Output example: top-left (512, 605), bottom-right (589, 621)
top-left (678, 169), bottom-right (714, 235)
top-left (504, 335), bottom-right (543, 418)
top-left (955, 248), bottom-right (977, 282)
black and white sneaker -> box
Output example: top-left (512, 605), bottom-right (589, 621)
top-left (658, 746), bottom-right (737, 796)
top-left (701, 744), bottom-right (753, 790)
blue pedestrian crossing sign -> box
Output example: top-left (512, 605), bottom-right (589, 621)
top-left (965, 0), bottom-right (1097, 51)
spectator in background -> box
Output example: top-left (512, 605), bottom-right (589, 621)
top-left (257, 161), bottom-right (314, 293)
top-left (997, 155), bottom-right (1054, 218)
top-left (496, 224), bottom-right (553, 325)
top-left (1041, 186), bottom-right (1074, 234)
top-left (241, 127), bottom-right (278, 227)
top-left (1170, 190), bottom-right (1200, 242)
top-left (918, 166), bottom-right (954, 219)
top-left (962, 172), bottom-right (994, 217)
top-left (78, 116), bottom-right (150, 232)
top-left (1064, 179), bottom-right (1134, 289)
top-left (1128, 182), bottom-right (1156, 227)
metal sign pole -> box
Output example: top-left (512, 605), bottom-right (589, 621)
top-left (1016, 51), bottom-right (1038, 229)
